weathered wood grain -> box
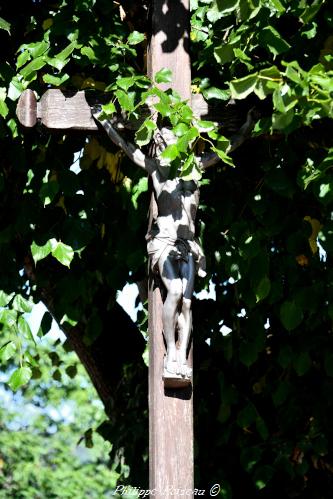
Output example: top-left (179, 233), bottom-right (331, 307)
top-left (147, 0), bottom-right (191, 100)
top-left (16, 89), bottom-right (210, 130)
top-left (16, 89), bottom-right (38, 128)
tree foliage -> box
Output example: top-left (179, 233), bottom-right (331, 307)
top-left (0, 333), bottom-right (127, 498)
top-left (1, 0), bottom-right (333, 497)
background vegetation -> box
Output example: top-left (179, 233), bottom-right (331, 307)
top-left (1, 0), bottom-right (333, 497)
top-left (0, 331), bottom-right (124, 498)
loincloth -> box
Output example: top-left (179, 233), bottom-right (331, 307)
top-left (146, 233), bottom-right (206, 277)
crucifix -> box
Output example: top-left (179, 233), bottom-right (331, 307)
top-left (16, 1), bottom-right (255, 495)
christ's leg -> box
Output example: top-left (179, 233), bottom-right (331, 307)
top-left (158, 252), bottom-right (182, 373)
top-left (177, 254), bottom-right (195, 375)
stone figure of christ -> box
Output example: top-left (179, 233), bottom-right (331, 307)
top-left (92, 108), bottom-right (209, 383)
top-left (92, 105), bottom-right (254, 383)
top-left (146, 172), bottom-right (206, 380)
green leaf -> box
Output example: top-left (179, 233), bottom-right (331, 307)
top-left (80, 46), bottom-right (97, 61)
top-left (293, 351), bottom-right (312, 376)
top-left (31, 240), bottom-right (52, 265)
top-left (116, 77), bottom-right (136, 91)
top-left (280, 301), bottom-right (303, 331)
top-left (102, 101), bottom-right (116, 115)
top-left (202, 87), bottom-right (230, 100)
top-left (196, 120), bottom-right (215, 131)
top-left (131, 177), bottom-right (148, 209)
top-left (0, 309), bottom-right (17, 328)
top-left (7, 118), bottom-right (18, 138)
top-left (17, 316), bottom-right (36, 344)
top-left (177, 127), bottom-right (199, 153)
top-left (214, 44), bottom-right (234, 65)
top-left (256, 417), bottom-right (269, 440)
top-left (135, 119), bottom-right (157, 147)
top-left (207, 6), bottom-right (223, 23)
top-left (115, 90), bottom-right (135, 112)
top-left (161, 144), bottom-right (179, 162)
top-left (48, 41), bottom-right (77, 71)
top-left (272, 109), bottom-right (294, 130)
top-left (154, 101), bottom-right (172, 117)
top-left (301, 21), bottom-right (317, 39)
top-left (269, 0), bottom-right (286, 14)
top-left (179, 153), bottom-right (198, 180)
top-left (12, 295), bottom-right (33, 313)
top-left (300, 148), bottom-right (333, 190)
top-left (272, 381), bottom-right (290, 406)
top-left (240, 446), bottom-right (264, 473)
top-left (180, 105), bottom-right (194, 121)
top-left (230, 74), bottom-right (258, 99)
top-left (239, 341), bottom-right (259, 367)
top-left (51, 240), bottom-right (74, 267)
top-left (0, 16), bottom-right (11, 34)
top-left (16, 51), bottom-right (31, 70)
top-left (254, 465), bottom-right (274, 490)
top-left (60, 314), bottom-right (78, 327)
top-left (0, 87), bottom-right (9, 118)
top-left (31, 367), bottom-right (42, 379)
top-left (254, 66), bottom-right (281, 100)
top-left (273, 85), bottom-right (297, 113)
top-left (8, 78), bottom-right (25, 101)
top-left (155, 68), bottom-right (172, 84)
top-left (212, 140), bottom-right (234, 167)
top-left (283, 60), bottom-right (306, 84)
top-left (237, 402), bottom-right (257, 428)
top-left (49, 352), bottom-right (61, 366)
top-left (278, 345), bottom-right (294, 368)
top-left (0, 100), bottom-right (9, 118)
top-left (42, 73), bottom-right (69, 86)
top-left (20, 56), bottom-right (47, 79)
top-left (300, 0), bottom-right (323, 24)
top-left (173, 123), bottom-right (190, 136)
top-left (127, 31), bottom-right (145, 45)
top-left (28, 40), bottom-right (49, 58)
top-left (259, 26), bottom-right (291, 57)
top-left (8, 366), bottom-right (32, 391)
top-left (207, 0), bottom-right (239, 22)
top-left (259, 66), bottom-right (282, 83)
top-left (66, 365), bottom-right (78, 378)
top-left (0, 341), bottom-right (16, 363)
top-left (52, 369), bottom-right (62, 381)
top-left (84, 428), bottom-right (94, 448)
top-left (0, 290), bottom-right (14, 307)
top-left (255, 276), bottom-right (271, 302)
top-left (218, 403), bottom-right (231, 423)
top-left (234, 48), bottom-right (254, 69)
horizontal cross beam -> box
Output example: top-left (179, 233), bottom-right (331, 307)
top-left (16, 88), bottom-right (217, 131)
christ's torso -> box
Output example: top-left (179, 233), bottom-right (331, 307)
top-left (154, 178), bottom-right (199, 240)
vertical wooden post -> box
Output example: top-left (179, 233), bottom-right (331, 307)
top-left (148, 0), bottom-right (191, 101)
top-left (148, 1), bottom-right (193, 497)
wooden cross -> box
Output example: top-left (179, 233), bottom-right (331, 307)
top-left (17, 3), bottom-right (254, 495)
top-left (147, 3), bottom-right (194, 495)
top-left (17, 1), bottom-right (195, 496)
